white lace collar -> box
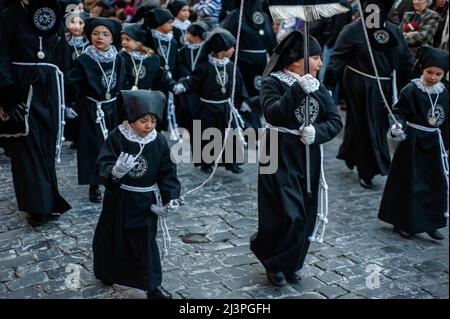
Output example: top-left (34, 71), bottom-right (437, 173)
top-left (187, 41), bottom-right (204, 50)
top-left (123, 49), bottom-right (149, 61)
top-left (119, 122), bottom-right (157, 144)
top-left (173, 18), bottom-right (191, 31)
top-left (412, 76), bottom-right (446, 94)
top-left (85, 45), bottom-right (118, 63)
top-left (208, 54), bottom-right (230, 66)
top-left (67, 36), bottom-right (89, 48)
top-left (151, 29), bottom-right (174, 42)
top-left (271, 71), bottom-right (296, 87)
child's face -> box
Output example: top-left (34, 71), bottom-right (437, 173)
top-left (294, 55), bottom-right (323, 77)
top-left (177, 6), bottom-right (190, 21)
top-left (68, 16), bottom-right (85, 37)
top-left (91, 25), bottom-right (113, 51)
top-left (222, 47), bottom-right (235, 58)
top-left (156, 20), bottom-right (173, 34)
top-left (423, 66), bottom-right (445, 86)
top-left (186, 32), bottom-right (202, 44)
top-left (130, 114), bottom-right (157, 137)
top-left (121, 33), bottom-right (141, 52)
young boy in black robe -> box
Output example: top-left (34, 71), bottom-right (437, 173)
top-left (250, 31), bottom-right (343, 287)
top-left (168, 0), bottom-right (191, 47)
top-left (93, 89), bottom-right (180, 299)
top-left (179, 28), bottom-right (248, 174)
top-left (120, 23), bottom-right (175, 92)
top-left (378, 46), bottom-right (449, 241)
top-left (68, 17), bottom-right (128, 203)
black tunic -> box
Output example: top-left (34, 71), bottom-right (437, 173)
top-left (119, 51), bottom-right (174, 91)
top-left (324, 19), bottom-right (414, 180)
top-left (378, 82), bottom-right (448, 234)
top-left (93, 126), bottom-right (180, 291)
top-left (250, 72), bottom-right (342, 275)
top-left (68, 52), bottom-right (128, 185)
top-left (182, 59), bottom-right (247, 168)
top-left (0, 4), bottom-right (71, 215)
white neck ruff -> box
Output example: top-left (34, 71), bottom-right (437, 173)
top-left (173, 18), bottom-right (191, 31)
top-left (271, 71), bottom-right (297, 87)
top-left (412, 76), bottom-right (446, 95)
top-left (119, 122), bottom-right (157, 144)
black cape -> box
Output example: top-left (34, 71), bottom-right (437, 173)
top-left (68, 52), bottom-right (128, 185)
top-left (324, 19), bottom-right (414, 180)
top-left (250, 72), bottom-right (342, 275)
top-left (93, 126), bottom-right (180, 291)
top-left (378, 82), bottom-right (449, 233)
top-left (0, 3), bottom-right (71, 215)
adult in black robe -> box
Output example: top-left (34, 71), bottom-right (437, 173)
top-left (67, 17), bottom-right (128, 202)
top-left (324, 0), bottom-right (414, 188)
top-left (378, 47), bottom-right (448, 239)
top-left (93, 90), bottom-right (180, 299)
top-left (250, 31), bottom-right (342, 286)
top-left (221, 0), bottom-right (277, 130)
top-left (0, 0), bottom-right (71, 226)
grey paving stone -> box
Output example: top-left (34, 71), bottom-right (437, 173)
top-left (6, 272), bottom-right (47, 291)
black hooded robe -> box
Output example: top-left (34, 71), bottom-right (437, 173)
top-left (250, 72), bottom-right (342, 275)
top-left (68, 52), bottom-right (128, 185)
top-left (93, 126), bottom-right (180, 291)
top-left (0, 3), bottom-right (71, 215)
top-left (378, 83), bottom-right (448, 233)
top-left (324, 19), bottom-right (414, 180)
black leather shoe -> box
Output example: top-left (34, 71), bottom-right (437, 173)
top-left (266, 270), bottom-right (287, 287)
top-left (394, 226), bottom-right (412, 239)
top-left (201, 166), bottom-right (213, 174)
top-left (147, 286), bottom-right (172, 299)
top-left (89, 185), bottom-right (102, 203)
top-left (427, 230), bottom-right (444, 240)
top-left (360, 178), bottom-right (374, 189)
top-left (26, 213), bottom-right (48, 227)
top-left (285, 273), bottom-right (301, 284)
top-left (225, 165), bottom-right (243, 174)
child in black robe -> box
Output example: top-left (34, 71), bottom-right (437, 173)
top-left (378, 46), bottom-right (449, 241)
top-left (93, 90), bottom-right (180, 299)
top-left (168, 0), bottom-right (191, 47)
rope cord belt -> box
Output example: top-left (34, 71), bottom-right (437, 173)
top-left (407, 121), bottom-right (449, 218)
top-left (347, 65), bottom-right (391, 80)
top-left (120, 182), bottom-right (172, 257)
top-left (86, 96), bottom-right (117, 140)
top-left (12, 62), bottom-right (66, 163)
top-left (265, 123), bottom-right (330, 242)
top-left (240, 49), bottom-right (267, 54)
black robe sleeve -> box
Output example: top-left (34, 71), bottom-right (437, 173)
top-left (96, 131), bottom-right (122, 191)
top-left (156, 137), bottom-right (181, 205)
top-left (312, 85), bottom-right (343, 145)
top-left (260, 77), bottom-right (308, 127)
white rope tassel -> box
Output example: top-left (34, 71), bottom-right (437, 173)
top-left (309, 144), bottom-right (330, 243)
top-left (153, 187), bottom-right (172, 259)
top-left (95, 102), bottom-right (108, 140)
top-left (269, 4), bottom-right (349, 21)
top-left (229, 99), bottom-right (248, 148)
top-left (438, 132), bottom-right (449, 218)
top-left (167, 92), bottom-right (181, 143)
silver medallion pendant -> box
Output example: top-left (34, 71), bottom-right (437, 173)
top-left (165, 64), bottom-right (170, 71)
top-left (132, 85), bottom-right (139, 91)
top-left (221, 87), bottom-right (227, 94)
top-left (37, 51), bottom-right (46, 59)
top-left (105, 92), bottom-right (111, 100)
top-left (253, 12), bottom-right (264, 25)
top-left (259, 29), bottom-right (265, 36)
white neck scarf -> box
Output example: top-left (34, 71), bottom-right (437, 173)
top-left (151, 29), bottom-right (174, 42)
top-left (85, 45), bottom-right (118, 63)
top-left (67, 36), bottom-right (89, 48)
top-left (187, 41), bottom-right (204, 50)
top-left (125, 49), bottom-right (149, 61)
top-left (208, 54), bottom-right (230, 67)
top-left (412, 76), bottom-right (446, 95)
top-left (173, 18), bottom-right (191, 31)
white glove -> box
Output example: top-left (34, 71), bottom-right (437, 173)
top-left (297, 74), bottom-right (320, 94)
top-left (390, 123), bottom-right (406, 141)
top-left (240, 101), bottom-right (252, 112)
top-left (111, 152), bottom-right (136, 179)
top-left (173, 83), bottom-right (187, 95)
top-left (300, 124), bottom-right (316, 145)
top-left (65, 107), bottom-right (78, 119)
top-left (151, 199), bottom-right (180, 218)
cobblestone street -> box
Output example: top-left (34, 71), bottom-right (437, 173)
top-left (0, 125), bottom-right (448, 299)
